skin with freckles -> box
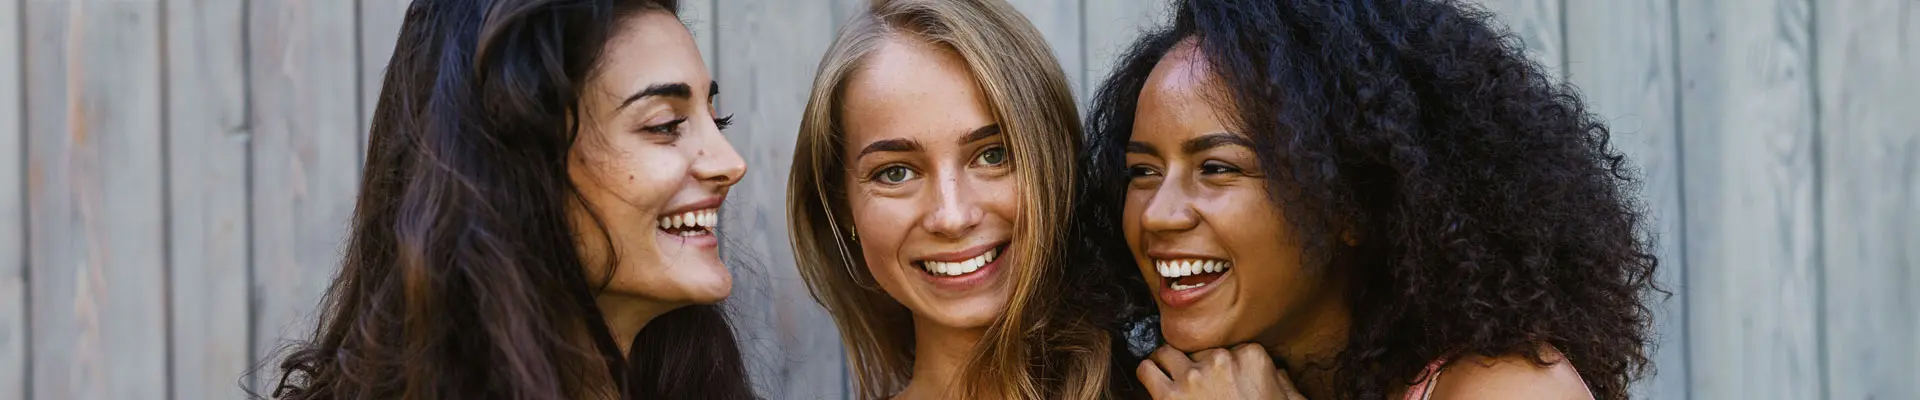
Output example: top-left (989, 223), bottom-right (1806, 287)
top-left (840, 37), bottom-right (1021, 399)
top-left (568, 10), bottom-right (747, 351)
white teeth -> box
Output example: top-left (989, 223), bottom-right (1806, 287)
top-left (1170, 280), bottom-right (1208, 291)
top-left (659, 208), bottom-right (719, 234)
top-left (1154, 258), bottom-right (1232, 279)
top-left (920, 246), bottom-right (1001, 276)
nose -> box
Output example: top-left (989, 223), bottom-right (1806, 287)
top-left (921, 172), bottom-right (984, 239)
top-left (1140, 176), bottom-right (1199, 233)
top-left (690, 124), bottom-right (747, 188)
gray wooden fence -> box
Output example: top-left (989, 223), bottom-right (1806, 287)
top-left (1, 0), bottom-right (1914, 399)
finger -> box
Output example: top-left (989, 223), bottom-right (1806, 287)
top-left (1231, 343), bottom-right (1274, 370)
top-left (1272, 367), bottom-right (1305, 398)
top-left (1137, 359), bottom-right (1175, 398)
top-left (1148, 346), bottom-right (1194, 378)
top-left (1192, 348), bottom-right (1233, 369)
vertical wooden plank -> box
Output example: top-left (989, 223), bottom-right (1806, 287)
top-left (1564, 1), bottom-right (1685, 398)
top-left (1003, 0), bottom-right (1084, 103)
top-left (714, 1), bottom-right (844, 398)
top-left (0, 0), bottom-right (27, 397)
top-left (165, 0), bottom-right (250, 398)
top-left (1470, 0), bottom-right (1566, 79)
top-left (24, 0), bottom-right (170, 398)
top-left (1676, 0), bottom-right (1821, 399)
top-left (1815, 1), bottom-right (1920, 399)
top-left (678, 0), bottom-right (715, 78)
top-left (1082, 0), bottom-right (1165, 109)
top-left (247, 0), bottom-right (361, 391)
top-left (359, 0), bottom-right (408, 150)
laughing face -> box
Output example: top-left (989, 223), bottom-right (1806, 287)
top-left (840, 38), bottom-right (1017, 330)
top-left (1122, 39), bottom-right (1335, 351)
top-left (569, 10), bottom-right (745, 307)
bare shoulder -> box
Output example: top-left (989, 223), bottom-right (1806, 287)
top-left (1429, 348), bottom-right (1592, 400)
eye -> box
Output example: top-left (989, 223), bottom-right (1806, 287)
top-left (872, 165), bottom-right (918, 185)
top-left (714, 114), bottom-right (735, 131)
top-left (1200, 161), bottom-right (1243, 175)
top-left (643, 117), bottom-right (688, 135)
top-left (973, 146), bottom-right (1010, 167)
top-left (1127, 165), bottom-right (1160, 178)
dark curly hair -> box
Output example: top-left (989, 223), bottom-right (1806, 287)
top-left (1077, 1), bottom-right (1660, 399)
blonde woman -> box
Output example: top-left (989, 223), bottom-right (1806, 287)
top-left (788, 0), bottom-right (1137, 399)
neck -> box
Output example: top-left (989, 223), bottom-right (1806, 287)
top-left (898, 315), bottom-right (987, 400)
top-left (1257, 287), bottom-right (1352, 399)
top-left (595, 293), bottom-right (680, 356)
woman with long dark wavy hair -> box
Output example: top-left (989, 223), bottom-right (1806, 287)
top-left (269, 0), bottom-right (755, 398)
top-left (1079, 0), bottom-right (1658, 399)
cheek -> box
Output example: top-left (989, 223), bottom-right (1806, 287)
top-left (976, 177), bottom-right (1021, 226)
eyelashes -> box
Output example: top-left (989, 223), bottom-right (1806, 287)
top-left (640, 114), bottom-right (736, 136)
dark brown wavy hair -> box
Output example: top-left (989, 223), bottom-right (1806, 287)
top-left (266, 0), bottom-right (753, 398)
top-left (1080, 1), bottom-right (1660, 399)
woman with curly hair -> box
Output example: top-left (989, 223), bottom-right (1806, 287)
top-left (1078, 1), bottom-right (1658, 399)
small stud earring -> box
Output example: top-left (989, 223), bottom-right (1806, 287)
top-left (851, 229), bottom-right (859, 241)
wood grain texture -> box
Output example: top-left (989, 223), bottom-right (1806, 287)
top-left (1470, 0), bottom-right (1565, 79)
top-left (359, 0), bottom-right (408, 151)
top-left (714, 1), bottom-right (846, 398)
top-left (1081, 0), bottom-right (1165, 110)
top-left (1563, 1), bottom-right (1686, 398)
top-left (1677, 0), bottom-right (1822, 398)
top-left (164, 0), bottom-right (251, 398)
top-left (0, 0), bottom-right (26, 397)
top-left (1815, 1), bottom-right (1920, 399)
top-left (1003, 0), bottom-right (1084, 103)
top-left (246, 0), bottom-right (362, 391)
top-left (24, 0), bottom-right (171, 398)
top-left (680, 0), bottom-right (715, 77)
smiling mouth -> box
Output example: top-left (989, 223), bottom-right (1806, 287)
top-left (1154, 258), bottom-right (1232, 291)
top-left (915, 244), bottom-right (1007, 277)
top-left (657, 208), bottom-right (718, 237)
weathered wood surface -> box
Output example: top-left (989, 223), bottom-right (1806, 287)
top-left (1815, 1), bottom-right (1920, 399)
top-left (6, 1), bottom-right (1920, 399)
top-left (1563, 1), bottom-right (1686, 399)
top-left (715, 2), bottom-right (848, 398)
top-left (1082, 0), bottom-right (1166, 109)
top-left (245, 0), bottom-right (363, 392)
top-left (165, 0), bottom-right (252, 398)
top-left (0, 0), bottom-right (26, 397)
top-left (24, 0), bottom-right (171, 399)
top-left (1005, 0), bottom-right (1084, 103)
top-left (1678, 0), bottom-right (1824, 398)
top-left (1472, 0), bottom-right (1565, 79)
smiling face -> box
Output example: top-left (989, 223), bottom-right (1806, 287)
top-left (570, 10), bottom-right (746, 306)
top-left (839, 38), bottom-right (1017, 331)
top-left (1122, 39), bottom-right (1335, 351)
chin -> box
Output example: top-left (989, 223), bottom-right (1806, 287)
top-left (667, 261), bottom-right (734, 304)
top-left (1158, 315), bottom-right (1232, 351)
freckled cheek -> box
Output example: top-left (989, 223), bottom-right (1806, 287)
top-left (849, 196), bottom-right (915, 272)
top-left (972, 177), bottom-right (1022, 226)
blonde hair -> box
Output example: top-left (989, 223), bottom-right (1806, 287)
top-left (786, 0), bottom-right (1111, 399)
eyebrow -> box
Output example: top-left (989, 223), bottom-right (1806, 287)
top-left (1126, 132), bottom-right (1254, 155)
top-left (616, 82), bottom-right (696, 110)
top-left (1182, 132), bottom-right (1254, 154)
top-left (958, 124), bottom-right (1002, 145)
top-left (856, 138), bottom-right (923, 160)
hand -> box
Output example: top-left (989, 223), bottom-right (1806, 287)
top-left (1136, 344), bottom-right (1308, 400)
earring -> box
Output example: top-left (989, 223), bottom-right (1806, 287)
top-left (851, 229), bottom-right (859, 241)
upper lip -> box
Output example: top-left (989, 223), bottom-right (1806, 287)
top-left (661, 196), bottom-right (725, 216)
top-left (914, 241), bottom-right (1008, 263)
top-left (1144, 249), bottom-right (1228, 261)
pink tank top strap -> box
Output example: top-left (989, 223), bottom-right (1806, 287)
top-left (1402, 358), bottom-right (1450, 400)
